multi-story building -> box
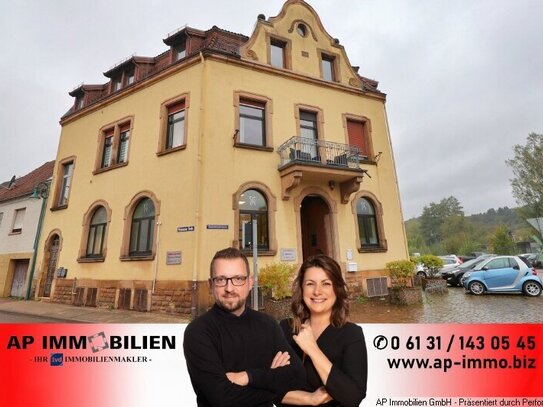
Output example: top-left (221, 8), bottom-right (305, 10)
top-left (0, 161), bottom-right (54, 298)
top-left (33, 0), bottom-right (408, 315)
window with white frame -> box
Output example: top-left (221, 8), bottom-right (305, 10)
top-left (96, 119), bottom-right (132, 172)
top-left (11, 208), bottom-right (26, 234)
top-left (58, 161), bottom-right (74, 206)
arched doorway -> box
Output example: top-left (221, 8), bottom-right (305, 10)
top-left (300, 195), bottom-right (332, 260)
top-left (41, 234), bottom-right (60, 297)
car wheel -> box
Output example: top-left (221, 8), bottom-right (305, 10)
top-left (468, 281), bottom-right (485, 295)
top-left (417, 271), bottom-right (426, 277)
top-left (522, 281), bottom-right (542, 297)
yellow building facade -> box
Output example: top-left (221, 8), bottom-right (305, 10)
top-left (34, 0), bottom-right (409, 315)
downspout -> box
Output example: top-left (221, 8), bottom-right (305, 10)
top-left (383, 104), bottom-right (410, 259)
top-left (190, 52), bottom-right (207, 318)
top-left (25, 185), bottom-right (49, 300)
top-left (152, 220), bottom-right (162, 293)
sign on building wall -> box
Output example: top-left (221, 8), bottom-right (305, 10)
top-left (166, 251), bottom-right (182, 265)
top-left (177, 226), bottom-right (195, 232)
top-left (280, 248), bottom-right (297, 262)
top-left (206, 224), bottom-right (229, 230)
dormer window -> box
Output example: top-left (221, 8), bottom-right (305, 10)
top-left (127, 70), bottom-right (135, 85)
top-left (174, 42), bottom-right (186, 61)
top-left (76, 96), bottom-right (85, 110)
top-left (113, 77), bottom-right (122, 92)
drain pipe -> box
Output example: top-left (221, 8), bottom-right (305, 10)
top-left (152, 220), bottom-right (162, 293)
top-left (190, 52), bottom-right (207, 318)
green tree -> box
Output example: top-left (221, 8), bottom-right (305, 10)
top-left (420, 196), bottom-right (464, 245)
top-left (506, 133), bottom-right (543, 218)
top-left (490, 225), bottom-right (516, 255)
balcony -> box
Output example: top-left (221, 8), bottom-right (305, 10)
top-left (277, 136), bottom-right (369, 203)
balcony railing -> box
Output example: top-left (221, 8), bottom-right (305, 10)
top-left (277, 136), bottom-right (366, 169)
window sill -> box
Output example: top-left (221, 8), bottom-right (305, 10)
top-left (77, 257), bottom-right (105, 263)
top-left (157, 144), bottom-right (187, 156)
top-left (93, 162), bottom-right (128, 175)
top-left (120, 254), bottom-right (155, 262)
top-left (358, 246), bottom-right (387, 254)
top-left (50, 204), bottom-right (68, 212)
top-left (242, 250), bottom-right (277, 257)
top-left (234, 143), bottom-right (274, 153)
top-left (9, 231), bottom-right (22, 236)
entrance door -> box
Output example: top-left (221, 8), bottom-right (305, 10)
top-left (10, 260), bottom-right (29, 297)
top-left (300, 195), bottom-right (331, 260)
top-left (43, 235), bottom-right (60, 297)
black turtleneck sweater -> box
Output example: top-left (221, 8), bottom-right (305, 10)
top-left (183, 305), bottom-right (306, 407)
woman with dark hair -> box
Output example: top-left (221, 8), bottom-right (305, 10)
top-left (279, 255), bottom-right (367, 407)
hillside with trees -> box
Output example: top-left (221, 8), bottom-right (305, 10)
top-left (405, 196), bottom-right (538, 256)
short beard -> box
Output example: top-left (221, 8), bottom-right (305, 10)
top-left (216, 295), bottom-right (246, 314)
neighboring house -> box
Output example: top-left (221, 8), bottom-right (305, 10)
top-left (0, 161), bottom-right (54, 298)
top-left (34, 0), bottom-right (408, 314)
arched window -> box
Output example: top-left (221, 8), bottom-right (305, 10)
top-left (86, 206), bottom-right (107, 257)
top-left (357, 198), bottom-right (379, 247)
top-left (239, 189), bottom-right (269, 251)
top-left (129, 198), bottom-right (155, 255)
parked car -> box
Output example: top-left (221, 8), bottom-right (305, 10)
top-left (441, 254), bottom-right (494, 286)
top-left (438, 255), bottom-right (462, 273)
top-left (461, 255), bottom-right (543, 297)
top-left (459, 252), bottom-right (487, 263)
top-left (520, 253), bottom-right (543, 268)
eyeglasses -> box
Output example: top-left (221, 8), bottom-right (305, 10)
top-left (211, 276), bottom-right (248, 287)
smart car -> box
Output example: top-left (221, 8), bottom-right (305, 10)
top-left (462, 256), bottom-right (542, 296)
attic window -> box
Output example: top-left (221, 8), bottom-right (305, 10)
top-left (76, 96), bottom-right (85, 109)
top-left (127, 70), bottom-right (135, 85)
top-left (297, 23), bottom-right (307, 37)
top-left (174, 42), bottom-right (186, 61)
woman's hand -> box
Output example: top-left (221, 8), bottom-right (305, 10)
top-left (225, 371), bottom-right (248, 386)
top-left (270, 351), bottom-right (291, 369)
top-left (293, 322), bottom-right (319, 356)
top-left (310, 387), bottom-right (333, 405)
top-left (281, 387), bottom-right (333, 406)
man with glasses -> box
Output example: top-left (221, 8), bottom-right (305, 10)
top-left (183, 247), bottom-right (305, 406)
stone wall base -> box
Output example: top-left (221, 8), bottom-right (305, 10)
top-left (389, 287), bottom-right (423, 305)
top-left (50, 278), bottom-right (214, 316)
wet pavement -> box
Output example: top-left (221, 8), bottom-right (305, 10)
top-left (350, 286), bottom-right (543, 323)
top-left (1, 285), bottom-right (542, 324)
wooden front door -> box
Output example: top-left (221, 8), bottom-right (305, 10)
top-left (43, 236), bottom-right (60, 297)
top-left (300, 195), bottom-right (331, 260)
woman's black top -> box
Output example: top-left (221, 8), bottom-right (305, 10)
top-left (279, 319), bottom-right (367, 407)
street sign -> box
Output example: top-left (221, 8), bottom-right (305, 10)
top-left (527, 218), bottom-right (543, 235)
top-left (177, 226), bottom-right (195, 232)
top-left (207, 224), bottom-right (229, 230)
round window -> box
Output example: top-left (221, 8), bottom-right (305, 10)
top-left (297, 23), bottom-right (307, 37)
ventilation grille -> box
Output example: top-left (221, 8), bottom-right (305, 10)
top-left (366, 277), bottom-right (388, 297)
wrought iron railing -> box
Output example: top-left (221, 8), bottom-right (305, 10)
top-left (277, 136), bottom-right (365, 169)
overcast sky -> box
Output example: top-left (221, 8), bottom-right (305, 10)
top-left (1, 0), bottom-right (542, 219)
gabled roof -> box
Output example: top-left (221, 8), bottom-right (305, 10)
top-left (0, 161), bottom-right (55, 204)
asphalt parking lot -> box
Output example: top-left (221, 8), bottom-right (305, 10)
top-left (350, 285), bottom-right (543, 323)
